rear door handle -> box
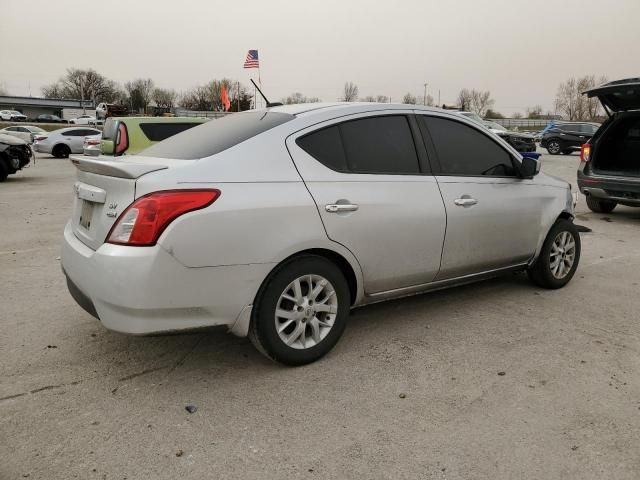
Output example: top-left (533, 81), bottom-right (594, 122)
top-left (325, 203), bottom-right (359, 213)
top-left (454, 197), bottom-right (478, 207)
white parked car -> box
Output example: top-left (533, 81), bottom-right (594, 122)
top-left (62, 104), bottom-right (579, 365)
top-left (483, 120), bottom-right (508, 134)
top-left (33, 127), bottom-right (101, 158)
top-left (0, 125), bottom-right (46, 143)
top-left (0, 110), bottom-right (28, 121)
top-left (70, 115), bottom-right (97, 125)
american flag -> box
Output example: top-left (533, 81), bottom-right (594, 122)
top-left (243, 50), bottom-right (259, 69)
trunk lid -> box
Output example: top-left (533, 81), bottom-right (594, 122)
top-left (69, 155), bottom-right (170, 250)
top-left (584, 78), bottom-right (640, 112)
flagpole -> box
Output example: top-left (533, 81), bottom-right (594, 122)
top-left (237, 81), bottom-right (240, 112)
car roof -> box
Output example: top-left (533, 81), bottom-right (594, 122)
top-left (269, 102), bottom-right (450, 118)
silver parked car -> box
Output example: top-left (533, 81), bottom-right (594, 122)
top-left (62, 104), bottom-right (580, 365)
top-left (0, 125), bottom-right (46, 143)
top-left (33, 127), bottom-right (101, 158)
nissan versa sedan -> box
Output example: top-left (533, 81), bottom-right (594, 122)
top-left (62, 104), bottom-right (580, 365)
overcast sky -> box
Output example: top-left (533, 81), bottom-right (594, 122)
top-left (1, 0), bottom-right (639, 114)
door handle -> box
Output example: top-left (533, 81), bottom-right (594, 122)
top-left (454, 197), bottom-right (478, 207)
top-left (325, 203), bottom-right (359, 213)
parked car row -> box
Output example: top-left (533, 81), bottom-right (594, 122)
top-left (1, 112), bottom-right (104, 125)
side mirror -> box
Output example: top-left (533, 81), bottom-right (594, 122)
top-left (520, 156), bottom-right (540, 178)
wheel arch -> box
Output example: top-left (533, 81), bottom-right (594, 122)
top-left (230, 246), bottom-right (363, 338)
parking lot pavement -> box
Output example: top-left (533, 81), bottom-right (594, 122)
top-left (2, 151), bottom-right (640, 480)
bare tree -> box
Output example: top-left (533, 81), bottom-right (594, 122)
top-left (513, 112), bottom-right (523, 119)
top-left (555, 75), bottom-right (607, 121)
top-left (125, 78), bottom-right (154, 112)
top-left (0, 82), bottom-right (8, 96)
top-left (470, 90), bottom-right (494, 116)
top-left (152, 88), bottom-right (177, 109)
top-left (341, 82), bottom-right (358, 102)
top-left (362, 95), bottom-right (376, 102)
top-left (402, 93), bottom-right (417, 104)
top-left (457, 88), bottom-right (473, 111)
top-left (282, 92), bottom-right (321, 104)
top-left (457, 88), bottom-right (495, 116)
top-left (42, 68), bottom-right (122, 103)
top-left (376, 95), bottom-right (389, 103)
top-left (180, 85), bottom-right (212, 111)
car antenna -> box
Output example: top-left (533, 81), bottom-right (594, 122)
top-left (250, 79), bottom-right (283, 108)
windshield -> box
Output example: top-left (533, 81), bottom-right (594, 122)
top-left (140, 111), bottom-right (295, 160)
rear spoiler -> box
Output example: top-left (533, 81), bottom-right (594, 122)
top-left (69, 155), bottom-right (168, 179)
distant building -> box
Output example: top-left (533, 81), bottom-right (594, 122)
top-left (0, 95), bottom-right (94, 119)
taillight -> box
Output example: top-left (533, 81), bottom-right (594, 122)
top-left (114, 122), bottom-right (128, 156)
top-left (85, 139), bottom-right (100, 146)
top-left (106, 190), bottom-right (221, 246)
top-left (580, 143), bottom-right (591, 163)
top-left (34, 135), bottom-right (47, 142)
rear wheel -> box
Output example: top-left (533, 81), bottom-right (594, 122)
top-left (52, 144), bottom-right (70, 158)
top-left (528, 219), bottom-right (580, 289)
top-left (546, 140), bottom-right (562, 155)
top-left (249, 255), bottom-right (351, 365)
top-left (586, 195), bottom-right (617, 213)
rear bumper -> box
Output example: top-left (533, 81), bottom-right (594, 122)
top-left (61, 221), bottom-right (273, 335)
top-left (577, 170), bottom-right (640, 205)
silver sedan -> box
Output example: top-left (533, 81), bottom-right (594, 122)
top-left (61, 103), bottom-right (580, 365)
top-left (33, 127), bottom-right (101, 158)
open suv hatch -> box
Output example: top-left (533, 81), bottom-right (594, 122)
top-left (578, 78), bottom-right (640, 213)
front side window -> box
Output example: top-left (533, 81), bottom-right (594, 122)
top-left (421, 116), bottom-right (517, 177)
top-left (296, 115), bottom-right (421, 175)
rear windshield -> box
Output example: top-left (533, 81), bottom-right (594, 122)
top-left (140, 111), bottom-right (295, 159)
top-left (139, 122), bottom-right (203, 141)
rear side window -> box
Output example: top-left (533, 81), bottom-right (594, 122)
top-left (140, 111), bottom-right (294, 159)
top-left (64, 129), bottom-right (86, 137)
top-left (421, 116), bottom-right (516, 177)
top-left (296, 115), bottom-right (420, 175)
top-left (139, 122), bottom-right (203, 142)
top-left (296, 126), bottom-right (348, 172)
top-left (341, 116), bottom-right (419, 174)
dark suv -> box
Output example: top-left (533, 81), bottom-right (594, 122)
top-left (541, 122), bottom-right (600, 155)
top-left (577, 78), bottom-right (640, 213)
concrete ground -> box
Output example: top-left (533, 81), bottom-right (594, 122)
top-left (1, 151), bottom-right (639, 480)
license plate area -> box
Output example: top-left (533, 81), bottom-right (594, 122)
top-left (79, 200), bottom-right (94, 230)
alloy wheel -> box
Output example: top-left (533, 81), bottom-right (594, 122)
top-left (548, 141), bottom-right (561, 154)
top-left (274, 274), bottom-right (338, 350)
top-left (549, 231), bottom-right (576, 279)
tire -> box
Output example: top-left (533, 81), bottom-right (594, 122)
top-left (0, 161), bottom-right (8, 182)
top-left (52, 144), bottom-right (71, 158)
top-left (546, 140), bottom-right (562, 155)
top-left (249, 255), bottom-right (351, 365)
top-left (586, 195), bottom-right (617, 213)
top-left (527, 219), bottom-right (581, 289)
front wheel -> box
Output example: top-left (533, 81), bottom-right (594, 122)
top-left (528, 219), bottom-right (581, 289)
top-left (249, 255), bottom-right (351, 365)
top-left (586, 196), bottom-right (617, 213)
top-left (546, 140), bottom-right (562, 155)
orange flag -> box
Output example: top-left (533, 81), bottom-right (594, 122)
top-left (221, 85), bottom-right (231, 112)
